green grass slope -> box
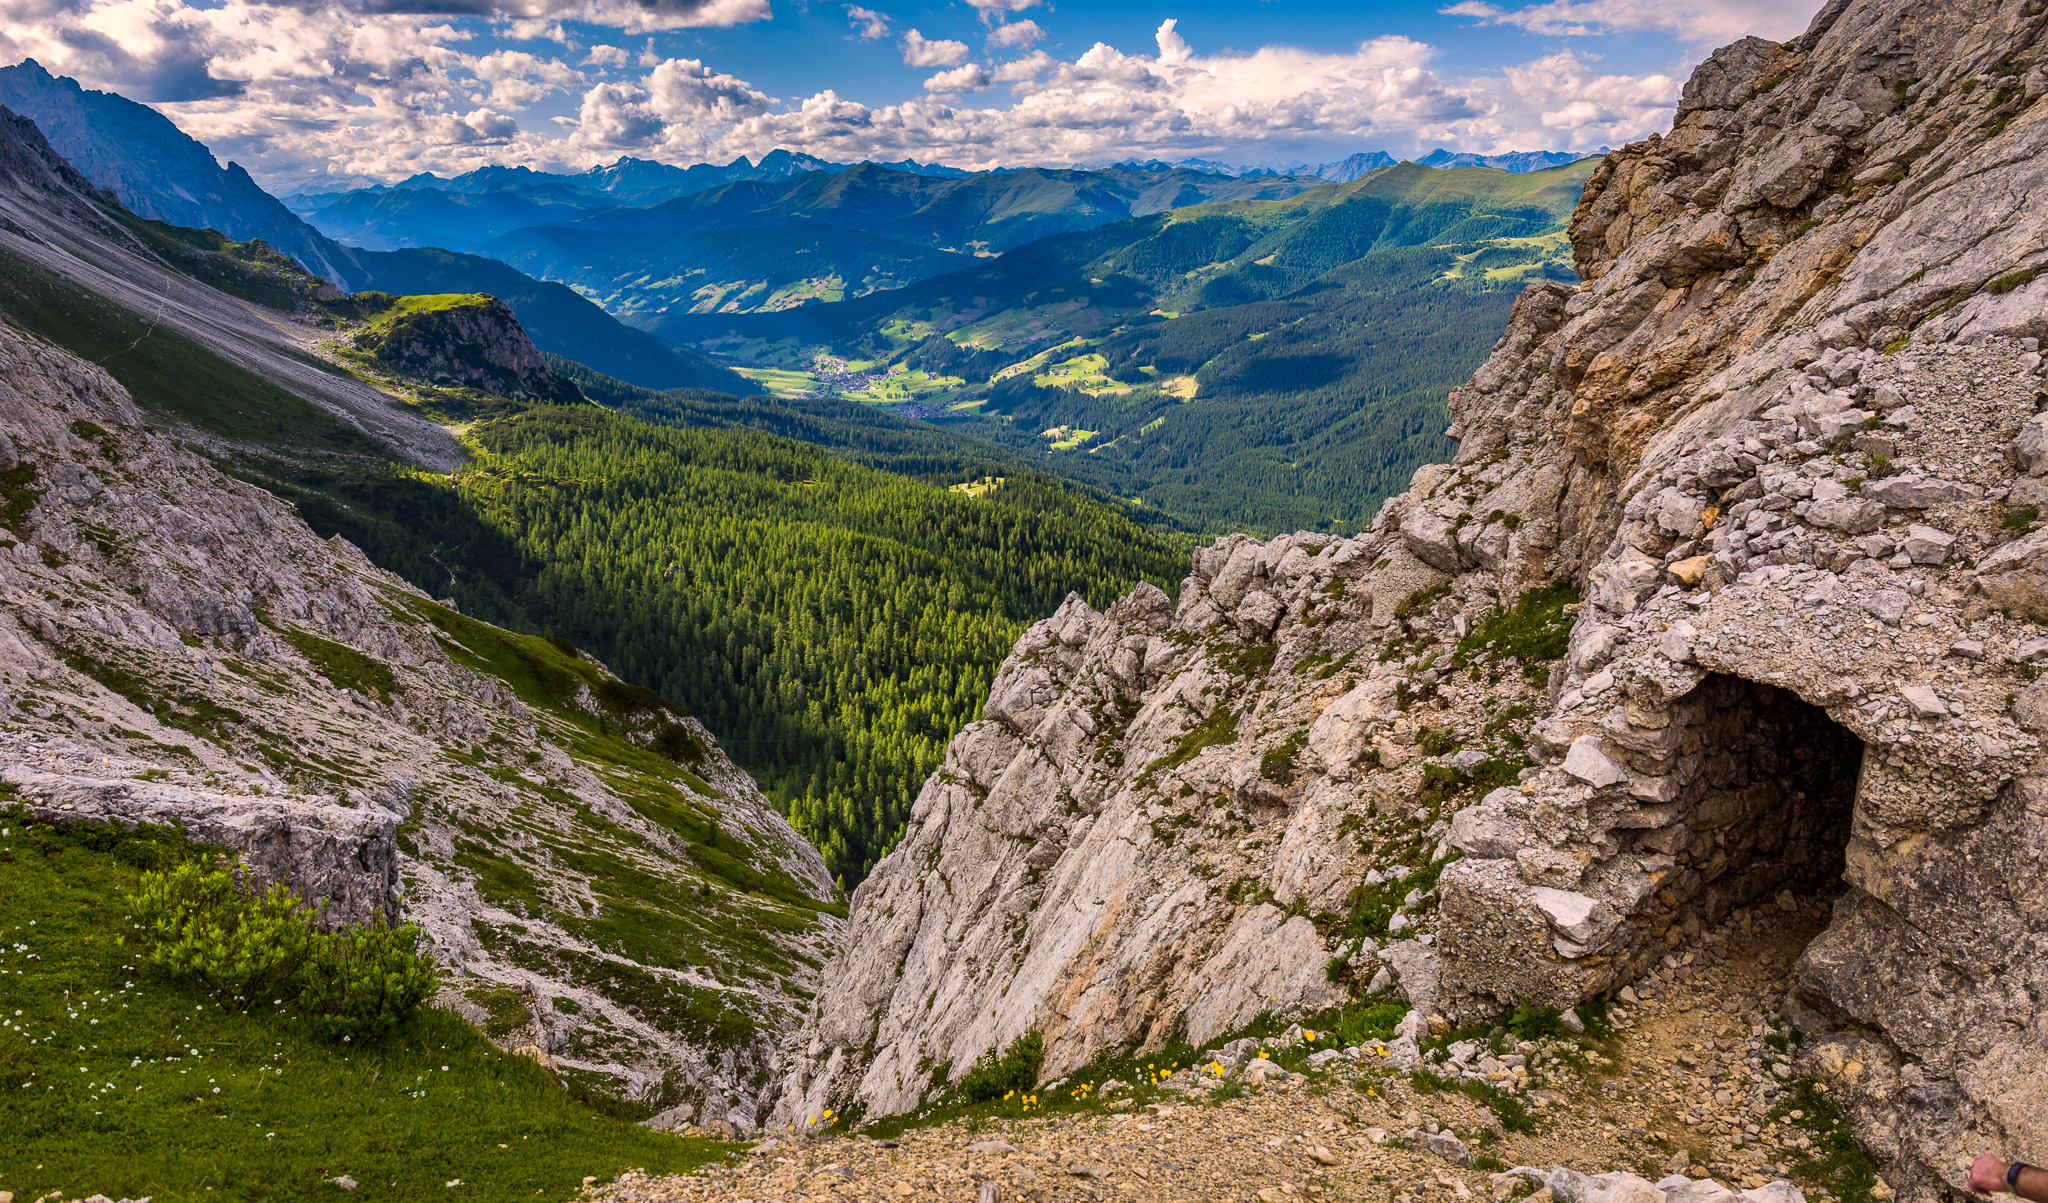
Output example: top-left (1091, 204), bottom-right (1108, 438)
top-left (0, 812), bottom-right (731, 1203)
top-left (481, 222), bottom-right (973, 320)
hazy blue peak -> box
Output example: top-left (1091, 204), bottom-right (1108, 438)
top-left (1414, 148), bottom-right (1603, 172)
top-left (1310, 151), bottom-right (1397, 182)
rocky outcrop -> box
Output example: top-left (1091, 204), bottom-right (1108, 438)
top-left (0, 322), bottom-right (835, 1129)
top-left (347, 292), bottom-right (584, 404)
top-left (779, 0), bottom-right (2048, 1196)
top-left (2, 763), bottom-right (401, 928)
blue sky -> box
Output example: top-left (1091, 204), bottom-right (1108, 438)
top-left (717, 1), bottom-right (1671, 107)
top-left (0, 0), bottom-right (1824, 187)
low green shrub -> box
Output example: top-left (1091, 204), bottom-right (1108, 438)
top-left (1412, 1068), bottom-right (1537, 1134)
top-left (298, 917), bottom-right (440, 1043)
top-left (1505, 999), bottom-right (1571, 1041)
top-left (1260, 732), bottom-right (1308, 785)
top-left (130, 859), bottom-right (437, 1043)
top-left (652, 720), bottom-right (708, 764)
top-left (1773, 1079), bottom-right (1881, 1203)
top-left (1987, 265), bottom-right (2047, 296)
top-left (131, 861), bottom-right (315, 1001)
top-left (958, 1030), bottom-right (1045, 1101)
top-left (1453, 583), bottom-right (1581, 683)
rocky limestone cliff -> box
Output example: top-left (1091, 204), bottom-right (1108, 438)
top-left (779, 0), bottom-right (2048, 1195)
top-left (0, 322), bottom-right (838, 1129)
top-left (344, 292), bottom-right (584, 405)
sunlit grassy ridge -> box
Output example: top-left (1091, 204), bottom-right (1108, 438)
top-left (0, 808), bottom-right (732, 1202)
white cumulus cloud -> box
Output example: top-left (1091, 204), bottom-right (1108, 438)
top-left (962, 0), bottom-right (1040, 18)
top-left (899, 28), bottom-right (968, 67)
top-left (471, 49), bottom-right (581, 110)
top-left (986, 18), bottom-right (1042, 49)
top-left (1155, 17), bottom-right (1191, 65)
top-left (923, 62), bottom-right (992, 93)
top-left (991, 50), bottom-right (1052, 82)
top-left (844, 4), bottom-right (890, 41)
top-left (1440, 0), bottom-right (1822, 46)
top-left (643, 56), bottom-right (772, 120)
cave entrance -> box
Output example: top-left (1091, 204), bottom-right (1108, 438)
top-left (1639, 673), bottom-right (1864, 950)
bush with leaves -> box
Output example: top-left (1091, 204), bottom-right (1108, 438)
top-left (130, 860), bottom-right (315, 1002)
top-left (297, 917), bottom-right (440, 1043)
top-left (957, 1030), bottom-right (1045, 1102)
top-left (130, 858), bottom-right (438, 1043)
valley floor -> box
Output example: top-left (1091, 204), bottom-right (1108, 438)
top-left (586, 894), bottom-right (1868, 1203)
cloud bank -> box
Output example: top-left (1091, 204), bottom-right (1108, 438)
top-left (0, 0), bottom-right (1823, 187)
top-left (1439, 0), bottom-right (1813, 46)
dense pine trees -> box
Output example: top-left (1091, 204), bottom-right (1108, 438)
top-left (457, 406), bottom-right (1186, 886)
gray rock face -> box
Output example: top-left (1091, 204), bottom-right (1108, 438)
top-left (0, 324), bottom-right (836, 1127)
top-left (1861, 476), bottom-right (1980, 508)
top-left (2, 766), bottom-right (398, 927)
top-left (350, 294), bottom-right (582, 404)
top-left (1449, 794), bottom-right (1526, 858)
top-left (778, 4), bottom-right (2048, 1200)
top-left (1562, 736), bottom-right (1628, 787)
top-left (1377, 940), bottom-right (1440, 1016)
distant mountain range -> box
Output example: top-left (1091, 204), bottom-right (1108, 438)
top-left (283, 158), bottom-right (1327, 318)
top-left (1102, 148), bottom-right (1594, 182)
top-left (1414, 148), bottom-right (1602, 173)
top-left (282, 146), bottom-right (1596, 320)
top-left (287, 159), bottom-right (1315, 256)
top-left (671, 156), bottom-right (1598, 533)
top-left (286, 151), bottom-right (974, 218)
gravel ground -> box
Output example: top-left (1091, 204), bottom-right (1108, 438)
top-left (585, 897), bottom-right (1856, 1203)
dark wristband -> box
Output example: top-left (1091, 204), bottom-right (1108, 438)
top-left (2012, 1163), bottom-right (2030, 1191)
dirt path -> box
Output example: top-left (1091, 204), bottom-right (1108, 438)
top-left (589, 893), bottom-right (1857, 1203)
